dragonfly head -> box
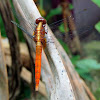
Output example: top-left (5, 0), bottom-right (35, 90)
top-left (35, 17), bottom-right (46, 25)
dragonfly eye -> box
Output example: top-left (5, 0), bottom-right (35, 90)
top-left (36, 17), bottom-right (46, 24)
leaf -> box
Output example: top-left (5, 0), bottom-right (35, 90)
top-left (69, 3), bottom-right (74, 10)
top-left (75, 59), bottom-right (100, 73)
top-left (75, 58), bottom-right (100, 81)
top-left (91, 0), bottom-right (100, 7)
top-left (79, 73), bottom-right (93, 81)
top-left (95, 21), bottom-right (100, 33)
top-left (0, 15), bottom-right (6, 37)
top-left (58, 23), bottom-right (69, 33)
top-left (46, 6), bottom-right (62, 20)
top-left (71, 55), bottom-right (80, 65)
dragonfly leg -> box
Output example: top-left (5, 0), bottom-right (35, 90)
top-left (34, 23), bottom-right (37, 27)
top-left (45, 29), bottom-right (48, 34)
top-left (32, 31), bottom-right (35, 38)
top-left (42, 38), bottom-right (47, 48)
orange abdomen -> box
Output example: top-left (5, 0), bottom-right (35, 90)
top-left (35, 42), bottom-right (42, 91)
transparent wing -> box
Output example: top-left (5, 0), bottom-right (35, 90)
top-left (11, 6), bottom-right (37, 39)
top-left (14, 0), bottom-right (36, 29)
top-left (47, 8), bottom-right (94, 37)
top-left (12, 7), bottom-right (36, 33)
top-left (11, 21), bottom-right (34, 39)
top-left (47, 11), bottom-right (94, 39)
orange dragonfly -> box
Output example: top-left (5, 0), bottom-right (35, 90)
top-left (11, 17), bottom-right (47, 91)
top-left (32, 17), bottom-right (47, 91)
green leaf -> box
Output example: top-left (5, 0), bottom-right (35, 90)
top-left (58, 23), bottom-right (69, 33)
top-left (71, 55), bottom-right (80, 65)
top-left (46, 4), bottom-right (74, 20)
top-left (69, 3), bottom-right (74, 10)
top-left (0, 15), bottom-right (6, 37)
top-left (39, 0), bottom-right (43, 10)
top-left (46, 6), bottom-right (62, 20)
top-left (95, 21), bottom-right (100, 33)
top-left (75, 59), bottom-right (100, 75)
top-left (75, 58), bottom-right (100, 81)
top-left (91, 0), bottom-right (100, 7)
top-left (80, 73), bottom-right (93, 81)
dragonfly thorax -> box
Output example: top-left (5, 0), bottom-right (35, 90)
top-left (34, 22), bottom-right (46, 43)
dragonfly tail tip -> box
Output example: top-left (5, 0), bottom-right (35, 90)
top-left (35, 86), bottom-right (39, 91)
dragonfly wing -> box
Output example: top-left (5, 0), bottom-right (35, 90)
top-left (11, 21), bottom-right (34, 39)
top-left (12, 1), bottom-right (36, 30)
top-left (48, 18), bottom-right (68, 32)
top-left (48, 16), bottom-right (93, 39)
top-left (12, 8), bottom-right (36, 32)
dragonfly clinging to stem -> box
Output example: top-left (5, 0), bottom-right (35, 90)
top-left (12, 16), bottom-right (47, 91)
top-left (32, 17), bottom-right (47, 91)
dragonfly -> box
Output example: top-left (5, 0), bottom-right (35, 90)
top-left (11, 6), bottom-right (93, 91)
top-left (12, 16), bottom-right (47, 91)
top-left (11, 7), bottom-right (72, 91)
top-left (11, 15), bottom-right (71, 91)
